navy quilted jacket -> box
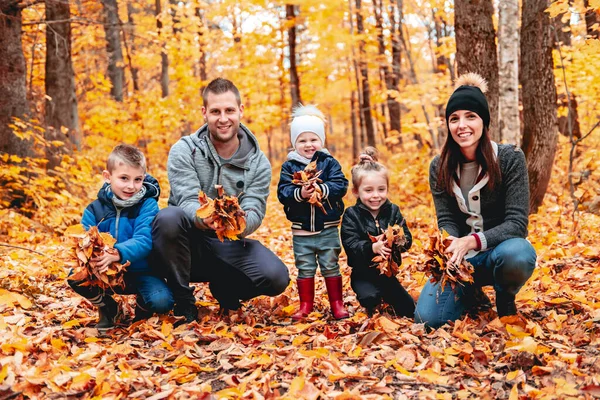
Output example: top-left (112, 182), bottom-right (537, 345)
top-left (81, 175), bottom-right (160, 272)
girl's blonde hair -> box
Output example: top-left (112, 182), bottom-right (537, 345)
top-left (350, 147), bottom-right (389, 189)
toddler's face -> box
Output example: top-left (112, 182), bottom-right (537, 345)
top-left (354, 173), bottom-right (388, 214)
top-left (294, 131), bottom-right (323, 159)
top-left (102, 163), bottom-right (145, 200)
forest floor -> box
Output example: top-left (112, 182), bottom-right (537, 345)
top-left (0, 141), bottom-right (599, 399)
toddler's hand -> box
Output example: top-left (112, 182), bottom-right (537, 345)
top-left (300, 184), bottom-right (315, 199)
top-left (372, 239), bottom-right (391, 258)
top-left (92, 250), bottom-right (121, 273)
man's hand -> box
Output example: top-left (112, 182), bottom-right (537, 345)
top-left (300, 184), bottom-right (315, 199)
top-left (92, 250), bottom-right (121, 273)
top-left (203, 214), bottom-right (220, 231)
top-left (372, 237), bottom-right (391, 258)
top-left (445, 235), bottom-right (477, 266)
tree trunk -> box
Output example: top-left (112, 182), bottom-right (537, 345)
top-left (286, 4), bottom-right (301, 108)
top-left (373, 0), bottom-right (389, 140)
top-left (351, 89), bottom-right (360, 159)
top-left (498, 0), bottom-right (520, 145)
top-left (521, 0), bottom-right (558, 213)
top-left (101, 0), bottom-right (125, 102)
top-left (584, 0), bottom-right (600, 39)
top-left (454, 0), bottom-right (499, 136)
top-left (355, 0), bottom-right (375, 147)
top-left (195, 5), bottom-right (208, 89)
top-left (124, 1), bottom-right (139, 91)
top-left (45, 0), bottom-right (80, 155)
top-left (0, 0), bottom-right (30, 157)
top-left (155, 0), bottom-right (169, 98)
top-left (389, 0), bottom-right (402, 137)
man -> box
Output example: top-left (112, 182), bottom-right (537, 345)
top-left (151, 78), bottom-right (290, 322)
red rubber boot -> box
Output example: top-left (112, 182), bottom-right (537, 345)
top-left (325, 276), bottom-right (350, 319)
top-left (292, 277), bottom-right (315, 320)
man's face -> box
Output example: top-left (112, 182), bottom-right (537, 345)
top-left (202, 91), bottom-right (244, 144)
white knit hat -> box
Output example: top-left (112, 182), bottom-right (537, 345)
top-left (290, 105), bottom-right (326, 148)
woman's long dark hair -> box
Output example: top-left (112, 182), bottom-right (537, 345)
top-left (436, 126), bottom-right (501, 195)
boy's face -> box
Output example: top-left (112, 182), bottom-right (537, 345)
top-left (102, 163), bottom-right (145, 200)
top-left (295, 131), bottom-right (323, 159)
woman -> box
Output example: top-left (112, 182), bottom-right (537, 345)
top-left (415, 73), bottom-right (537, 328)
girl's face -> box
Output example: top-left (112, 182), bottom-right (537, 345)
top-left (448, 110), bottom-right (483, 160)
top-left (354, 172), bottom-right (388, 215)
top-left (295, 131), bottom-right (323, 159)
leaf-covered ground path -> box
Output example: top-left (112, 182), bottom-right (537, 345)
top-left (1, 146), bottom-right (600, 399)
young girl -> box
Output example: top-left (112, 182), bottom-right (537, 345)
top-left (277, 104), bottom-right (349, 320)
top-left (341, 147), bottom-right (414, 317)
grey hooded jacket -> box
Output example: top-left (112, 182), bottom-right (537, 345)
top-left (167, 123), bottom-right (271, 237)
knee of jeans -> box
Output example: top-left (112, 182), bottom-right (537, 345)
top-left (144, 290), bottom-right (175, 314)
top-left (153, 207), bottom-right (188, 239)
top-left (497, 251), bottom-right (536, 287)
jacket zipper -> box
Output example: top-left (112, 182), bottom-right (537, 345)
top-left (114, 208), bottom-right (121, 242)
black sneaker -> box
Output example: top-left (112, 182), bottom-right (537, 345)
top-left (96, 296), bottom-right (119, 330)
top-left (174, 302), bottom-right (198, 324)
top-left (496, 292), bottom-right (517, 317)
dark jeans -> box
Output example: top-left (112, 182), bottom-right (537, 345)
top-left (150, 207), bottom-right (290, 309)
top-left (414, 238), bottom-right (537, 328)
top-left (67, 272), bottom-right (174, 314)
top-left (351, 267), bottom-right (415, 317)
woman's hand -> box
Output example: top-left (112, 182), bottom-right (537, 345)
top-left (92, 250), bottom-right (121, 273)
top-left (445, 235), bottom-right (478, 266)
top-left (301, 184), bottom-right (315, 199)
top-left (372, 237), bottom-right (391, 258)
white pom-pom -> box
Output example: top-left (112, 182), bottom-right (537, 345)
top-left (454, 73), bottom-right (488, 93)
top-left (292, 104), bottom-right (326, 122)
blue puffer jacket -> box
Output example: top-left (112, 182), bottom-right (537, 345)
top-left (81, 175), bottom-right (160, 273)
top-left (277, 150), bottom-right (348, 232)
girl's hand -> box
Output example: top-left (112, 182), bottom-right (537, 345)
top-left (372, 238), bottom-right (391, 258)
top-left (92, 251), bottom-right (121, 273)
top-left (445, 235), bottom-right (478, 266)
top-left (301, 184), bottom-right (315, 199)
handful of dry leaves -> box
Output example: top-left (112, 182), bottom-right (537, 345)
top-left (196, 185), bottom-right (246, 242)
top-left (369, 224), bottom-right (407, 277)
top-left (291, 160), bottom-right (327, 214)
top-left (68, 225), bottom-right (130, 291)
top-left (420, 230), bottom-right (474, 292)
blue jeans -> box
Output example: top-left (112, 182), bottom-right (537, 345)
top-left (293, 227), bottom-right (341, 279)
top-left (414, 238), bottom-right (536, 328)
top-left (68, 272), bottom-right (174, 314)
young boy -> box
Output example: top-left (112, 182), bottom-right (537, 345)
top-left (277, 105), bottom-right (349, 320)
top-left (67, 144), bottom-right (174, 330)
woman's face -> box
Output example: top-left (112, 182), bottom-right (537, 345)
top-left (448, 110), bottom-right (483, 160)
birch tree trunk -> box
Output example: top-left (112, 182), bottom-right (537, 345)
top-left (521, 0), bottom-right (558, 213)
top-left (101, 0), bottom-right (125, 101)
top-left (498, 0), bottom-right (520, 145)
top-left (454, 0), bottom-right (499, 136)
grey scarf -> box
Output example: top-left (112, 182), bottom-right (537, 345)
top-left (111, 185), bottom-right (147, 209)
top-left (286, 148), bottom-right (330, 165)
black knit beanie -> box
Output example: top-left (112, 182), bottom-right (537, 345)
top-left (445, 85), bottom-right (490, 128)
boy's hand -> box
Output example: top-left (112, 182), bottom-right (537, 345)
top-left (300, 184), bottom-right (315, 199)
top-left (92, 250), bottom-right (121, 273)
top-left (372, 238), bottom-right (391, 258)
